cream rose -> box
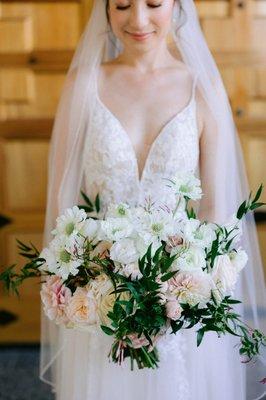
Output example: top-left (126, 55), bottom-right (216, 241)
top-left (66, 286), bottom-right (97, 327)
top-left (97, 285), bottom-right (130, 327)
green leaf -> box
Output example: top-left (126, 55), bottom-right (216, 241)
top-left (224, 298), bottom-right (242, 305)
top-left (15, 239), bottom-right (32, 251)
top-left (100, 325), bottom-right (115, 336)
top-left (80, 190), bottom-right (94, 208)
top-left (160, 270), bottom-right (178, 282)
top-left (152, 245), bottom-right (163, 264)
top-left (225, 325), bottom-right (241, 337)
top-left (197, 328), bottom-right (205, 347)
top-left (95, 194), bottom-right (101, 213)
top-left (250, 202), bottom-right (265, 211)
top-left (236, 200), bottom-right (247, 219)
top-left (252, 184), bottom-right (263, 204)
top-left (78, 205), bottom-right (94, 213)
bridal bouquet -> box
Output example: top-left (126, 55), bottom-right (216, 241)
top-left (1, 172), bottom-right (265, 370)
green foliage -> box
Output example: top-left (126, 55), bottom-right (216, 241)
top-left (78, 191), bottom-right (101, 216)
top-left (0, 240), bottom-right (44, 296)
top-left (237, 184), bottom-right (265, 219)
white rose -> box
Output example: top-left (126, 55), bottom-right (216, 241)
top-left (183, 219), bottom-right (216, 249)
top-left (211, 254), bottom-right (239, 297)
top-left (80, 218), bottom-right (99, 244)
top-left (229, 248), bottom-right (248, 273)
top-left (110, 238), bottom-right (139, 265)
top-left (100, 217), bottom-right (133, 241)
top-left (119, 262), bottom-right (142, 280)
top-left (171, 245), bottom-right (206, 272)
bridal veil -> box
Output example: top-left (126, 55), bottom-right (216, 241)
top-left (40, 0), bottom-right (266, 398)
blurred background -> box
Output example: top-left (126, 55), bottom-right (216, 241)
top-left (0, 0), bottom-right (266, 399)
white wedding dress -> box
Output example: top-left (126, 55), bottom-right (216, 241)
top-left (55, 73), bottom-right (246, 400)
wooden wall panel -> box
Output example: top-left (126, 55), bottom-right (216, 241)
top-left (2, 139), bottom-right (49, 212)
top-left (0, 70), bottom-right (66, 119)
top-left (0, 2), bottom-right (81, 52)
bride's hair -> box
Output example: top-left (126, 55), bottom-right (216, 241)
top-left (104, 0), bottom-right (187, 33)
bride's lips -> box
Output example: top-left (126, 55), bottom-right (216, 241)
top-left (126, 31), bottom-right (154, 41)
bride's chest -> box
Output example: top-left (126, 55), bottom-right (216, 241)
top-left (83, 96), bottom-right (200, 207)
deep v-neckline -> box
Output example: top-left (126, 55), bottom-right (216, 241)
top-left (94, 71), bottom-right (197, 183)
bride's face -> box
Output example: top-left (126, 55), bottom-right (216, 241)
top-left (107, 0), bottom-right (175, 49)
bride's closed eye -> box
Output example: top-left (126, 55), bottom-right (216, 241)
top-left (116, 3), bottom-right (162, 10)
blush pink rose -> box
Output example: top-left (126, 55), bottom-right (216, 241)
top-left (168, 271), bottom-right (212, 308)
top-left (166, 300), bottom-right (183, 321)
top-left (40, 275), bottom-right (72, 324)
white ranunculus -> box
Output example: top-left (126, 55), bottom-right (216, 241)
top-left (100, 217), bottom-right (133, 241)
top-left (229, 248), bottom-right (248, 273)
top-left (171, 245), bottom-right (206, 272)
top-left (183, 219), bottom-right (216, 249)
top-left (51, 206), bottom-right (87, 246)
top-left (211, 254), bottom-right (240, 297)
top-left (110, 238), bottom-right (139, 265)
top-left (167, 171), bottom-right (202, 201)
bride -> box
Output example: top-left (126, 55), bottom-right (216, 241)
top-left (40, 0), bottom-right (266, 399)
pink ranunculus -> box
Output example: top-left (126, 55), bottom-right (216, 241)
top-left (66, 286), bottom-right (97, 327)
top-left (166, 300), bottom-right (183, 321)
top-left (40, 275), bottom-right (72, 324)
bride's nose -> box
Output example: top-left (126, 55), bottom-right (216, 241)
top-left (128, 3), bottom-right (150, 30)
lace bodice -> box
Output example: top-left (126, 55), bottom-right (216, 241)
top-left (83, 74), bottom-right (200, 212)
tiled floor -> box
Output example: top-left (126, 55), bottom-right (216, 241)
top-left (0, 345), bottom-right (54, 400)
top-left (0, 346), bottom-right (265, 400)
